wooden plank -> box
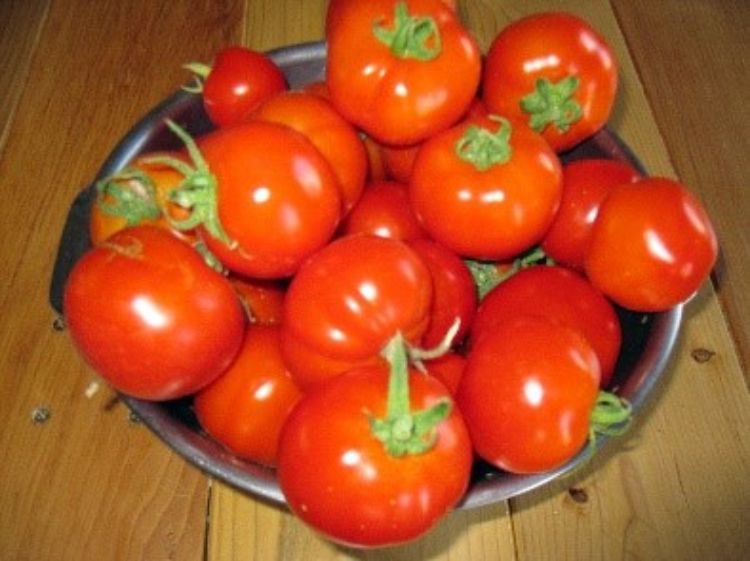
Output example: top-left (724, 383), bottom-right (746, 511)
top-left (0, 1), bottom-right (244, 559)
top-left (456, 1), bottom-right (750, 560)
top-left (611, 0), bottom-right (750, 380)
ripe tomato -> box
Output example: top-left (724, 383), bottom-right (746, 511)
top-left (252, 91), bottom-right (368, 214)
top-left (89, 153), bottom-right (194, 246)
top-left (229, 275), bottom-right (286, 326)
top-left (188, 45), bottom-right (287, 128)
top-left (63, 226), bottom-right (245, 401)
top-left (584, 177), bottom-right (718, 311)
top-left (410, 115), bottom-right (562, 260)
top-left (482, 12), bottom-right (618, 152)
top-left (326, 0), bottom-right (481, 145)
top-left (277, 336), bottom-right (472, 547)
top-left (380, 142), bottom-right (421, 183)
top-left (541, 158), bottom-right (642, 270)
top-left (408, 238), bottom-right (477, 349)
top-left (457, 315), bottom-right (600, 473)
top-left (470, 265), bottom-right (622, 388)
top-left (193, 325), bottom-right (302, 466)
top-left (281, 234), bottom-right (433, 390)
top-left (422, 351), bottom-right (466, 396)
top-left (167, 120), bottom-right (342, 279)
top-left (339, 180), bottom-right (428, 242)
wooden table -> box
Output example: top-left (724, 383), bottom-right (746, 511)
top-left (2, 1), bottom-right (748, 559)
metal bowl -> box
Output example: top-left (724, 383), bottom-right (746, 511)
top-left (49, 41), bottom-right (682, 510)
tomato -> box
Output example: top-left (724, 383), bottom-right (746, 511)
top-left (422, 351), bottom-right (466, 396)
top-left (482, 12), bottom-right (618, 152)
top-left (410, 115), bottom-right (562, 260)
top-left (63, 226), bottom-right (245, 401)
top-left (408, 238), bottom-right (477, 348)
top-left (89, 152), bottom-right (194, 245)
top-left (362, 134), bottom-right (388, 182)
top-left (277, 335), bottom-right (472, 547)
top-left (193, 325), bottom-right (302, 466)
top-left (457, 315), bottom-right (600, 474)
top-left (381, 142), bottom-right (420, 183)
top-left (166, 120), bottom-right (342, 279)
top-left (281, 234), bottom-right (433, 390)
top-left (326, 0), bottom-right (481, 145)
top-left (229, 275), bottom-right (286, 326)
top-left (252, 91), bottom-right (368, 214)
top-left (188, 46), bottom-right (287, 128)
top-left (339, 180), bottom-right (428, 242)
top-left (584, 177), bottom-right (718, 311)
top-left (326, 0), bottom-right (458, 38)
top-left (470, 265), bottom-right (622, 388)
top-left (541, 158), bottom-right (642, 270)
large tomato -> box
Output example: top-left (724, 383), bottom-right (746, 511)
top-left (541, 158), bottom-right (642, 270)
top-left (326, 0), bottom-right (481, 145)
top-left (584, 177), bottom-right (718, 311)
top-left (252, 90), bottom-right (368, 214)
top-left (457, 315), bottom-right (601, 473)
top-left (165, 120), bottom-right (342, 279)
top-left (410, 115), bottom-right (562, 260)
top-left (63, 226), bottom-right (245, 400)
top-left (277, 336), bottom-right (472, 547)
top-left (193, 325), bottom-right (302, 466)
top-left (470, 265), bottom-right (622, 388)
top-left (482, 12), bottom-right (618, 152)
top-left (187, 45), bottom-right (287, 128)
top-left (281, 234), bottom-right (433, 390)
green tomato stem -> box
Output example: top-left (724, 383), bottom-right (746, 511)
top-left (372, 2), bottom-right (442, 61)
top-left (369, 333), bottom-right (452, 457)
top-left (520, 76), bottom-right (582, 134)
top-left (455, 116), bottom-right (513, 171)
top-left (589, 390), bottom-right (633, 447)
top-left (181, 62), bottom-right (212, 94)
top-left (94, 167), bottom-right (162, 225)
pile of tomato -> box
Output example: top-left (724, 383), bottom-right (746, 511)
top-left (63, 1), bottom-right (718, 549)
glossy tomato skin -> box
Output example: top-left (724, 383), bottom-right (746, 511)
top-left (281, 234), bottom-right (433, 390)
top-left (277, 365), bottom-right (472, 547)
top-left (584, 177), bottom-right (718, 311)
top-left (228, 275), bottom-right (286, 326)
top-left (194, 325), bottom-right (302, 466)
top-left (63, 226), bottom-right (245, 401)
top-left (423, 352), bottom-right (466, 396)
top-left (482, 12), bottom-right (618, 152)
top-left (202, 46), bottom-right (287, 128)
top-left (457, 316), bottom-right (600, 474)
top-left (252, 91), bottom-right (368, 214)
top-left (470, 265), bottom-right (621, 387)
top-left (410, 116), bottom-right (562, 260)
top-left (197, 121), bottom-right (342, 278)
top-left (408, 238), bottom-right (477, 348)
top-left (326, 0), bottom-right (481, 145)
top-left (541, 159), bottom-right (642, 270)
top-left (339, 180), bottom-right (428, 242)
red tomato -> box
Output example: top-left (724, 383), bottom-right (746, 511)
top-left (339, 180), bottom-right (428, 242)
top-left (422, 351), bottom-right (466, 396)
top-left (193, 325), bottom-right (302, 466)
top-left (458, 315), bottom-right (600, 473)
top-left (584, 177), bottom-right (718, 311)
top-left (541, 158), bottom-right (642, 270)
top-left (326, 0), bottom-right (481, 145)
top-left (168, 120), bottom-right (342, 278)
top-left (381, 142), bottom-right (421, 183)
top-left (362, 134), bottom-right (388, 182)
top-left (229, 276), bottom-right (286, 326)
top-left (89, 152), bottom-right (195, 246)
top-left (194, 46), bottom-right (287, 128)
top-left (470, 265), bottom-right (622, 388)
top-left (63, 226), bottom-right (245, 400)
top-left (281, 234), bottom-right (433, 390)
top-left (408, 238), bottom-right (477, 348)
top-left (482, 12), bottom-right (618, 152)
top-left (278, 345), bottom-right (472, 547)
top-left (252, 91), bottom-right (368, 214)
top-left (410, 115), bottom-right (562, 260)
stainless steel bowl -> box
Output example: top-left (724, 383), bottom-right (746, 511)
top-left (49, 41), bottom-right (682, 510)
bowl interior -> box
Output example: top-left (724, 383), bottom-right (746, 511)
top-left (49, 41), bottom-right (682, 510)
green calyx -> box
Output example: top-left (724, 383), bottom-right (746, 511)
top-left (465, 247), bottom-right (553, 300)
top-left (181, 62), bottom-right (212, 94)
top-left (369, 333), bottom-right (452, 457)
top-left (145, 119), bottom-right (236, 249)
top-left (455, 116), bottom-right (513, 171)
top-left (373, 2), bottom-right (442, 61)
top-left (94, 167), bottom-right (162, 225)
top-left (589, 390), bottom-right (633, 446)
top-left (520, 76), bottom-right (582, 134)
